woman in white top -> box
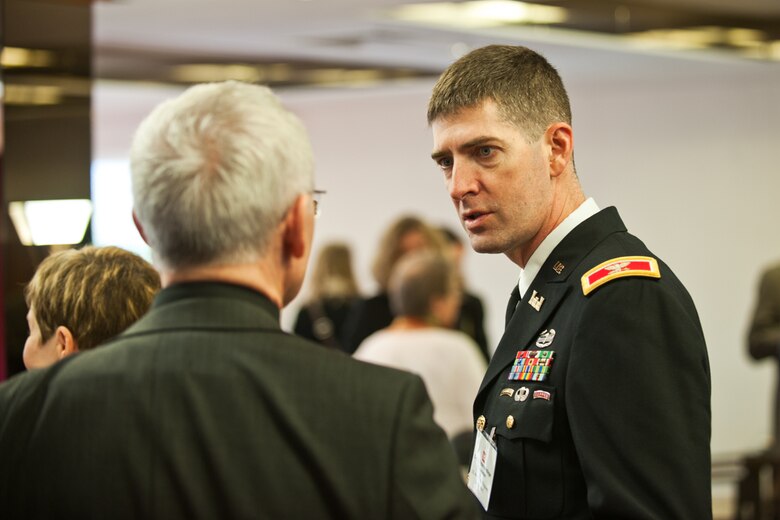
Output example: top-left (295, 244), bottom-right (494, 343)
top-left (354, 250), bottom-right (487, 440)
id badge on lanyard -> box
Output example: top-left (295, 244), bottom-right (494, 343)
top-left (467, 427), bottom-right (497, 510)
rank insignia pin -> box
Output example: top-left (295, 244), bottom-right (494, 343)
top-left (535, 329), bottom-right (556, 348)
top-left (528, 290), bottom-right (544, 312)
top-left (508, 350), bottom-right (555, 382)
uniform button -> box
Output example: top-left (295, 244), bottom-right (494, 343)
top-left (476, 415), bottom-right (486, 432)
top-left (506, 415), bottom-right (515, 429)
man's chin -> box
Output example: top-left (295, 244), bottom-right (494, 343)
top-left (468, 237), bottom-right (503, 255)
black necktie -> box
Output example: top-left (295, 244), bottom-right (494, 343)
top-left (505, 285), bottom-right (522, 326)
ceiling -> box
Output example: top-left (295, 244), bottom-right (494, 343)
top-left (92, 0), bottom-right (780, 89)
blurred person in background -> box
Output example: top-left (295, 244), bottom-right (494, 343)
top-left (748, 261), bottom-right (780, 444)
top-left (439, 226), bottom-right (490, 361)
top-left (342, 215), bottom-right (445, 353)
top-left (354, 250), bottom-right (486, 464)
top-left (23, 245), bottom-right (160, 369)
top-left (293, 242), bottom-right (361, 352)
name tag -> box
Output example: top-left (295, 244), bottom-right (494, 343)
top-left (467, 429), bottom-right (497, 510)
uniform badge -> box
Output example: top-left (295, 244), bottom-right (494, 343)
top-left (528, 290), bottom-right (545, 311)
top-left (500, 388), bottom-right (515, 398)
top-left (581, 256), bottom-right (661, 296)
top-left (533, 390), bottom-right (551, 400)
top-left (514, 386), bottom-right (529, 402)
top-left (553, 261), bottom-right (565, 274)
top-left (508, 350), bottom-right (555, 382)
top-left (535, 329), bottom-right (555, 348)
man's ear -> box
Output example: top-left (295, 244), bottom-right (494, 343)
top-left (54, 326), bottom-right (79, 359)
top-left (132, 211), bottom-right (150, 245)
top-left (282, 194), bottom-right (309, 260)
top-left (546, 122), bottom-right (574, 178)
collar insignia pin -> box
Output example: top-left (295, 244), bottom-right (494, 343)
top-left (528, 290), bottom-right (545, 312)
top-left (553, 261), bottom-right (565, 274)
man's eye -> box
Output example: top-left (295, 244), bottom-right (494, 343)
top-left (438, 157), bottom-right (453, 169)
top-left (478, 146), bottom-right (493, 157)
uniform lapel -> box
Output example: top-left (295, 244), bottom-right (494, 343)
top-left (478, 282), bottom-right (570, 394)
top-left (476, 207), bottom-right (627, 398)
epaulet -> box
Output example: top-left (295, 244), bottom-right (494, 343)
top-left (581, 256), bottom-right (660, 296)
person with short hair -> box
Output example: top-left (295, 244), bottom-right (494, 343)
top-left (428, 45), bottom-right (711, 519)
top-left (0, 81), bottom-right (475, 519)
top-left (23, 245), bottom-right (160, 369)
top-left (354, 250), bottom-right (486, 440)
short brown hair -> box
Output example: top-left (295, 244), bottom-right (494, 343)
top-left (427, 45), bottom-right (572, 141)
top-left (388, 251), bottom-right (459, 318)
top-left (25, 246), bottom-right (161, 351)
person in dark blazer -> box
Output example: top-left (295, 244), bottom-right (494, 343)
top-left (748, 262), bottom-right (780, 443)
top-left (293, 242), bottom-right (361, 352)
top-left (427, 45), bottom-right (711, 519)
top-left (0, 81), bottom-right (475, 520)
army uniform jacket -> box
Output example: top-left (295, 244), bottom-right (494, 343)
top-left (474, 207), bottom-right (711, 520)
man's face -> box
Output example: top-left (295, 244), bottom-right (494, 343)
top-left (431, 99), bottom-right (553, 265)
top-left (23, 308), bottom-right (60, 370)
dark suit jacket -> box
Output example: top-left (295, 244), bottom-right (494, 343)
top-left (748, 262), bottom-right (780, 439)
top-left (342, 293), bottom-right (394, 354)
top-left (474, 207), bottom-right (711, 519)
top-left (0, 282), bottom-right (475, 519)
top-left (457, 292), bottom-right (489, 362)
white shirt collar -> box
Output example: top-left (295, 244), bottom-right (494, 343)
top-left (517, 198), bottom-right (600, 298)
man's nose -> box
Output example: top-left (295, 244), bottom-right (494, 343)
top-left (449, 162), bottom-right (478, 200)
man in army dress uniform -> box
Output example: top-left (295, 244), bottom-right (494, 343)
top-left (427, 45), bottom-right (711, 519)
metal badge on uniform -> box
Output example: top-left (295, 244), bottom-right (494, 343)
top-left (533, 390), bottom-right (551, 400)
top-left (508, 350), bottom-right (555, 381)
top-left (553, 261), bottom-right (565, 274)
top-left (499, 388), bottom-right (515, 398)
top-left (535, 329), bottom-right (556, 348)
top-left (514, 387), bottom-right (529, 402)
top-left (528, 290), bottom-right (544, 311)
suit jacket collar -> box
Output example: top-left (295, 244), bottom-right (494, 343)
top-left (478, 207), bottom-right (627, 394)
top-left (122, 282), bottom-right (282, 336)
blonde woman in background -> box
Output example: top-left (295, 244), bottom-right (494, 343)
top-left (293, 242), bottom-right (361, 352)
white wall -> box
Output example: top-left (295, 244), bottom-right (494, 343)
top-left (93, 51), bottom-right (780, 457)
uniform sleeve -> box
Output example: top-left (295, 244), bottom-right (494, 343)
top-left (388, 375), bottom-right (478, 519)
top-left (748, 268), bottom-right (780, 360)
top-left (567, 277), bottom-right (711, 519)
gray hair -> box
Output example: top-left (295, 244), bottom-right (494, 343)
top-left (130, 81), bottom-right (314, 270)
top-left (388, 251), bottom-right (458, 319)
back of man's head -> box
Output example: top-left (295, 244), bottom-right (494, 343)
top-left (25, 245), bottom-right (161, 351)
top-left (388, 250), bottom-right (459, 321)
top-left (130, 81), bottom-right (314, 271)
